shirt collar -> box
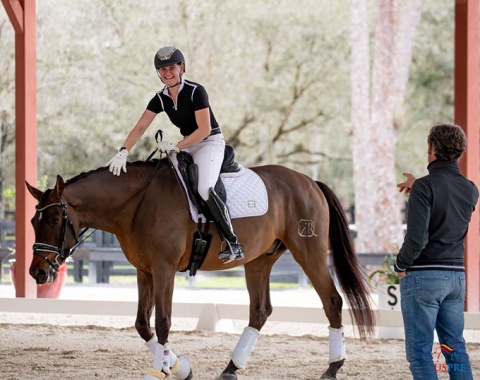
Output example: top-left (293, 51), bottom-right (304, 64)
top-left (162, 78), bottom-right (185, 96)
top-left (427, 159), bottom-right (460, 174)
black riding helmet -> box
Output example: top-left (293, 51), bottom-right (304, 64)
top-left (154, 46), bottom-right (185, 70)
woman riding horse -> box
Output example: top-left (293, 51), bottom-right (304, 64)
top-left (106, 46), bottom-right (244, 265)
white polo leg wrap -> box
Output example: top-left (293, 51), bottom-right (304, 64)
top-left (144, 335), bottom-right (163, 379)
top-left (161, 342), bottom-right (171, 374)
top-left (144, 340), bottom-right (170, 379)
top-left (145, 335), bottom-right (166, 371)
top-left (328, 326), bottom-right (346, 363)
top-left (145, 334), bottom-right (158, 355)
top-left (144, 335), bottom-right (190, 380)
top-left (231, 326), bottom-right (260, 369)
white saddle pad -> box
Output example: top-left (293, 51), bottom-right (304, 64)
top-left (169, 153), bottom-right (268, 223)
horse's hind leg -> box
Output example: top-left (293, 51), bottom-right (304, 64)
top-left (291, 245), bottom-right (346, 380)
top-left (218, 254), bottom-right (279, 380)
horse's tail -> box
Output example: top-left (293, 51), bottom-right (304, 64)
top-left (316, 181), bottom-right (375, 339)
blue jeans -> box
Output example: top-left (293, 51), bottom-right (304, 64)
top-left (400, 270), bottom-right (473, 380)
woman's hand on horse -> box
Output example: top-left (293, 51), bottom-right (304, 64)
top-left (397, 172), bottom-right (416, 194)
top-left (106, 149), bottom-right (129, 176)
top-left (157, 141), bottom-right (179, 153)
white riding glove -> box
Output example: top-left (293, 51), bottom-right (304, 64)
top-left (106, 149), bottom-right (128, 176)
top-left (157, 141), bottom-right (179, 153)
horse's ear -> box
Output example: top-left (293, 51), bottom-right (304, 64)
top-left (55, 175), bottom-right (65, 198)
top-left (25, 181), bottom-right (43, 201)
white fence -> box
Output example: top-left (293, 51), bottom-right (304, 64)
top-left (1, 298), bottom-right (479, 334)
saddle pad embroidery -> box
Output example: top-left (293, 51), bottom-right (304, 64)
top-left (169, 153), bottom-right (269, 223)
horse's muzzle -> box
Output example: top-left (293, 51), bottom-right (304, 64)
top-left (30, 265), bottom-right (58, 285)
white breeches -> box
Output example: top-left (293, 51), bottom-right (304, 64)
top-left (183, 133), bottom-right (225, 201)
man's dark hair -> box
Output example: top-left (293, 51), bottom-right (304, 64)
top-left (427, 123), bottom-right (467, 161)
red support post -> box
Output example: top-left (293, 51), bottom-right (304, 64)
top-left (2, 0), bottom-right (37, 297)
top-left (455, 0), bottom-right (480, 312)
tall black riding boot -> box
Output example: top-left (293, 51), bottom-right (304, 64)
top-left (205, 188), bottom-right (244, 264)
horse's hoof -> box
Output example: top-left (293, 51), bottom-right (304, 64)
top-left (320, 359), bottom-right (345, 379)
top-left (216, 373), bottom-right (238, 380)
top-left (174, 355), bottom-right (192, 380)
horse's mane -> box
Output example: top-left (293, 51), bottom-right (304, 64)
top-left (64, 159), bottom-right (168, 185)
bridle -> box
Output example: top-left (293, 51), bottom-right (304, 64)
top-left (32, 197), bottom-right (88, 272)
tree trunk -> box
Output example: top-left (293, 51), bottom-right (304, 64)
top-left (350, 0), bottom-right (374, 253)
top-left (350, 0), bottom-right (423, 253)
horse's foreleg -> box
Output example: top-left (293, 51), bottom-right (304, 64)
top-left (143, 269), bottom-right (192, 380)
top-left (135, 269), bottom-right (155, 342)
top-left (218, 259), bottom-right (275, 380)
top-left (136, 270), bottom-right (175, 379)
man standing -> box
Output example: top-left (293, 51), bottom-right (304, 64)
top-left (395, 123), bottom-right (478, 379)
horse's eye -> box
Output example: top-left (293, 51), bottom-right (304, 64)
top-left (51, 218), bottom-right (60, 227)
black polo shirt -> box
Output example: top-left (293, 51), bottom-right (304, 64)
top-left (146, 79), bottom-right (220, 137)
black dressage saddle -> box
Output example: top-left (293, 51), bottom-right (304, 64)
top-left (175, 144), bottom-right (241, 218)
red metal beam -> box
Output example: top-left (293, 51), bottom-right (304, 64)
top-left (1, 0), bottom-right (23, 33)
top-left (2, 0), bottom-right (37, 297)
top-left (455, 0), bottom-right (480, 312)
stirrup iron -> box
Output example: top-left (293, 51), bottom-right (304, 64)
top-left (218, 241), bottom-right (244, 264)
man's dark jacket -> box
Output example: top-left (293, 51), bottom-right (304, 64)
top-left (395, 159), bottom-right (479, 272)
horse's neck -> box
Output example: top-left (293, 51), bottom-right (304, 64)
top-left (65, 165), bottom-right (172, 231)
top-left (65, 183), bottom-right (121, 232)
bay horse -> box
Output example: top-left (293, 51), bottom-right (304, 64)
top-left (26, 157), bottom-right (375, 380)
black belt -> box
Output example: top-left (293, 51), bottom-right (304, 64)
top-left (185, 128), bottom-right (222, 139)
top-left (202, 128), bottom-right (222, 140)
top-left (209, 128), bottom-right (221, 136)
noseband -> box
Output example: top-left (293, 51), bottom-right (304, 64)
top-left (32, 197), bottom-right (82, 272)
